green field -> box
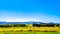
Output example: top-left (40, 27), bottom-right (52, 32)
top-left (0, 31), bottom-right (60, 34)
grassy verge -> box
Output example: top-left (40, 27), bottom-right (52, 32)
top-left (0, 31), bottom-right (60, 34)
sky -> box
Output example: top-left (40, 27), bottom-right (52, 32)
top-left (0, 0), bottom-right (60, 23)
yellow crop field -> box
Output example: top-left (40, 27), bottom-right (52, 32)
top-left (0, 27), bottom-right (60, 32)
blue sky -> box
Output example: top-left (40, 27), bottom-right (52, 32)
top-left (0, 0), bottom-right (60, 23)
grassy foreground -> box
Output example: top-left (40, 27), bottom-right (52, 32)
top-left (0, 31), bottom-right (60, 34)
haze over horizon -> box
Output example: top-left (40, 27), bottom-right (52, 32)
top-left (0, 0), bottom-right (60, 23)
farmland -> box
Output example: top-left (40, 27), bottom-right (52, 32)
top-left (0, 23), bottom-right (60, 34)
top-left (0, 27), bottom-right (60, 32)
top-left (0, 27), bottom-right (60, 34)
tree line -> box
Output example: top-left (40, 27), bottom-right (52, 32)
top-left (0, 24), bottom-right (60, 27)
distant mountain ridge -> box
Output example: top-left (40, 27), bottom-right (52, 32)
top-left (0, 21), bottom-right (60, 24)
